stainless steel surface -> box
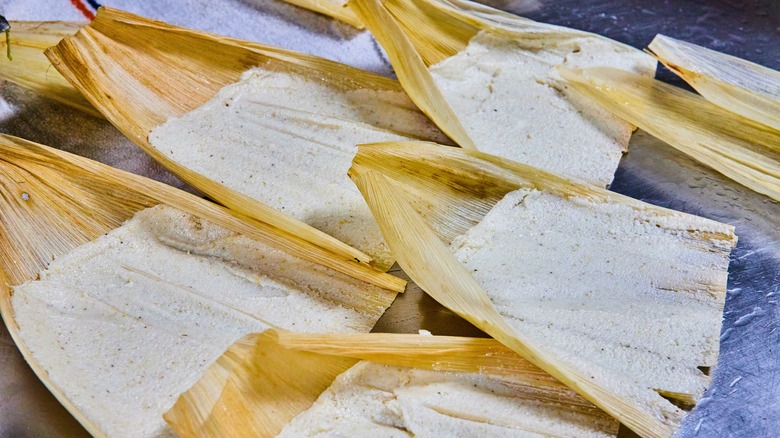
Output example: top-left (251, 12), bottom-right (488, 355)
top-left (0, 0), bottom-right (777, 436)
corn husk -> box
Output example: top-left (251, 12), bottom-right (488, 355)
top-left (560, 67), bottom-right (780, 202)
top-left (0, 133), bottom-right (404, 436)
top-left (46, 7), bottom-right (448, 270)
top-left (165, 328), bottom-right (618, 437)
top-left (348, 0), bottom-right (657, 186)
top-left (0, 21), bottom-right (98, 116)
top-left (349, 140), bottom-right (736, 437)
top-left (648, 34), bottom-right (780, 131)
top-left (279, 0), bottom-right (363, 27)
top-left (163, 330), bottom-right (358, 438)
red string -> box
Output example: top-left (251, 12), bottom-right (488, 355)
top-left (69, 0), bottom-right (95, 20)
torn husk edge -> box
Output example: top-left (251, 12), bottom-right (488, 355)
top-left (165, 329), bottom-right (616, 437)
top-left (648, 34), bottom-right (780, 131)
top-left (560, 66), bottom-right (780, 202)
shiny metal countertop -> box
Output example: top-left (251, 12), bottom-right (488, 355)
top-left (0, 0), bottom-right (777, 436)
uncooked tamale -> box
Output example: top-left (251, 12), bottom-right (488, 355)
top-left (166, 330), bottom-right (619, 437)
top-left (350, 141), bottom-right (736, 437)
top-left (46, 7), bottom-right (450, 270)
top-left (349, 0), bottom-right (657, 186)
top-left (0, 134), bottom-right (402, 437)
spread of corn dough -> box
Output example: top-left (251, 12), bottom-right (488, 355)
top-left (279, 361), bottom-right (618, 437)
top-left (448, 188), bottom-right (735, 429)
top-left (12, 205), bottom-right (396, 438)
top-left (150, 69), bottom-right (450, 268)
top-left (429, 31), bottom-right (657, 186)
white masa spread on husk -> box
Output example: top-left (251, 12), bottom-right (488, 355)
top-left (447, 188), bottom-right (735, 428)
top-left (12, 205), bottom-right (395, 437)
top-left (150, 69), bottom-right (449, 268)
top-left (279, 361), bottom-right (618, 437)
top-left (429, 31), bottom-right (656, 186)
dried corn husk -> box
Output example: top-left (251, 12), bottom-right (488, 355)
top-left (0, 133), bottom-right (403, 436)
top-left (164, 330), bottom-right (358, 438)
top-left (648, 34), bottom-right (780, 131)
top-left (349, 0), bottom-right (657, 186)
top-left (46, 7), bottom-right (448, 270)
top-left (349, 140), bottom-right (736, 437)
top-left (560, 67), bottom-right (780, 202)
top-left (278, 0), bottom-right (363, 27)
top-left (0, 21), bottom-right (97, 116)
top-left (165, 329), bottom-right (618, 437)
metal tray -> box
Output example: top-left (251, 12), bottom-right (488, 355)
top-left (0, 0), bottom-right (777, 436)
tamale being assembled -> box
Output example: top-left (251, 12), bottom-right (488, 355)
top-left (351, 142), bottom-right (736, 437)
top-left (349, 0), bottom-right (657, 186)
top-left (46, 7), bottom-right (450, 270)
top-left (166, 330), bottom-right (619, 437)
top-left (0, 134), bottom-right (401, 437)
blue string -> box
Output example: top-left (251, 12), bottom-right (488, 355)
top-left (85, 0), bottom-right (102, 10)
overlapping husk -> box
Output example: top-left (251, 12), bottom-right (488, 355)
top-left (348, 140), bottom-right (736, 437)
top-left (560, 67), bottom-right (780, 202)
top-left (0, 133), bottom-right (404, 435)
top-left (0, 21), bottom-right (98, 116)
top-left (348, 0), bottom-right (478, 149)
top-left (45, 7), bottom-right (430, 271)
top-left (165, 328), bottom-right (618, 437)
top-left (648, 34), bottom-right (780, 131)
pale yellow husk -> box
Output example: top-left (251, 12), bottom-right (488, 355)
top-left (165, 329), bottom-right (618, 437)
top-left (0, 133), bottom-right (402, 436)
top-left (560, 67), bottom-right (780, 202)
top-left (0, 21), bottom-right (98, 116)
top-left (349, 141), bottom-right (736, 438)
top-left (46, 7), bottom-right (446, 271)
top-left (281, 0), bottom-right (363, 27)
top-left (648, 34), bottom-right (780, 131)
